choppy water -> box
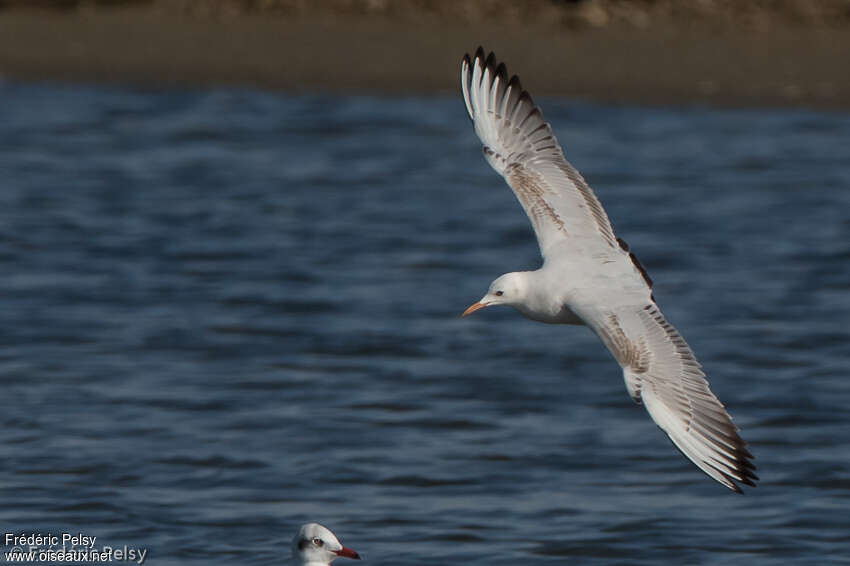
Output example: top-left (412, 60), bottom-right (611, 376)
top-left (1, 81), bottom-right (849, 565)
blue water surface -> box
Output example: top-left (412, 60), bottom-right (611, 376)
top-left (1, 80), bottom-right (849, 565)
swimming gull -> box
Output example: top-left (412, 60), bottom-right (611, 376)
top-left (292, 523), bottom-right (361, 565)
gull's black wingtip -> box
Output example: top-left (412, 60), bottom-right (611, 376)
top-left (729, 458), bottom-right (759, 494)
top-left (467, 47), bottom-right (506, 76)
top-left (483, 50), bottom-right (496, 71)
top-left (508, 73), bottom-right (523, 93)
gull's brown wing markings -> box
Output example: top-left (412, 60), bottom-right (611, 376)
top-left (579, 302), bottom-right (758, 492)
top-left (461, 48), bottom-right (618, 257)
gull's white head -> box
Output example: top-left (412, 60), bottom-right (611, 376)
top-left (292, 523), bottom-right (360, 566)
top-left (461, 271), bottom-right (529, 317)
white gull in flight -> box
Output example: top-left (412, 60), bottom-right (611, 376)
top-left (292, 523), bottom-right (361, 565)
top-left (459, 47), bottom-right (757, 492)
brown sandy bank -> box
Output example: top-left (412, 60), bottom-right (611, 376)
top-left (0, 1), bottom-right (849, 109)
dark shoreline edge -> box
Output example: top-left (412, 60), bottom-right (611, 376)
top-left (1, 4), bottom-right (849, 109)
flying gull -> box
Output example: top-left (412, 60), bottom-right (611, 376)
top-left (459, 47), bottom-right (757, 492)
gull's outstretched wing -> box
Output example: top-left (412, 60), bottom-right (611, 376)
top-left (461, 48), bottom-right (617, 257)
top-left (575, 301), bottom-right (758, 492)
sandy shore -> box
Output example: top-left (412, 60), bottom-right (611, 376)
top-left (0, 1), bottom-right (849, 109)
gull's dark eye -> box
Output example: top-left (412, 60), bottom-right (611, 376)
top-left (312, 538), bottom-right (323, 547)
top-left (494, 290), bottom-right (504, 297)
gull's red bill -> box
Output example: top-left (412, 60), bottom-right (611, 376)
top-left (334, 546), bottom-right (361, 560)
